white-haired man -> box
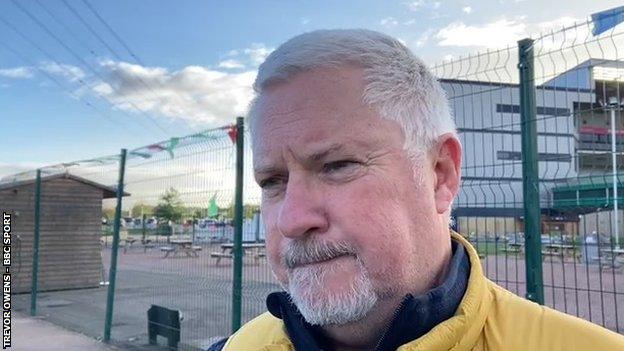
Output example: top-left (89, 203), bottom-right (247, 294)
top-left (210, 29), bottom-right (624, 350)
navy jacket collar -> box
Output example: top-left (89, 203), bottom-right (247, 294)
top-left (266, 240), bottom-right (470, 351)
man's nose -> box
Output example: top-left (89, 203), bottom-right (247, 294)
top-left (276, 177), bottom-right (328, 239)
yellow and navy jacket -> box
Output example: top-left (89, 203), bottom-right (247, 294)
top-left (221, 232), bottom-right (624, 350)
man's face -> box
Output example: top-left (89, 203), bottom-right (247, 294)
top-left (252, 66), bottom-right (448, 325)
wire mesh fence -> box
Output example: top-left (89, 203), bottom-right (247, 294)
top-left (4, 123), bottom-right (254, 350)
top-left (432, 15), bottom-right (624, 333)
top-left (2, 10), bottom-right (624, 351)
top-left (3, 157), bottom-right (121, 342)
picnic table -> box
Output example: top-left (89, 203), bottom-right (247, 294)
top-left (597, 248), bottom-right (624, 271)
top-left (542, 244), bottom-right (580, 262)
top-left (161, 239), bottom-right (202, 258)
top-left (503, 242), bottom-right (524, 254)
top-left (211, 242), bottom-right (266, 265)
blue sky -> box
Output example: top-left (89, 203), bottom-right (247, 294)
top-left (1, 0), bottom-right (622, 176)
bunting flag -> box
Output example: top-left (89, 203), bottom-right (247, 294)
top-left (592, 6), bottom-right (624, 36)
top-left (2, 123), bottom-right (237, 183)
top-left (208, 194), bottom-right (219, 218)
top-left (227, 125), bottom-right (237, 145)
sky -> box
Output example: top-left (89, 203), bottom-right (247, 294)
top-left (1, 0), bottom-right (622, 177)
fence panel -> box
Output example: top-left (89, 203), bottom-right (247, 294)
top-left (531, 18), bottom-right (624, 332)
top-left (432, 16), bottom-right (624, 333)
top-left (107, 125), bottom-right (239, 349)
top-left (3, 155), bottom-right (122, 341)
top-left (431, 45), bottom-right (530, 298)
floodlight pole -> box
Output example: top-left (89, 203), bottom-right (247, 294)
top-left (610, 101), bottom-right (621, 249)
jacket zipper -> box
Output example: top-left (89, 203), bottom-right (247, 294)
top-left (373, 297), bottom-right (409, 351)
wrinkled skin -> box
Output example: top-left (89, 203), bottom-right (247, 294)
top-left (251, 66), bottom-right (461, 350)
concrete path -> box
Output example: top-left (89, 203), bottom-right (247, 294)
top-left (13, 312), bottom-right (119, 351)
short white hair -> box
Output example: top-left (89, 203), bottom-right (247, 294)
top-left (249, 29), bottom-right (455, 155)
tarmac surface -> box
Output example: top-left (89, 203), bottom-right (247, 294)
top-left (13, 311), bottom-right (119, 351)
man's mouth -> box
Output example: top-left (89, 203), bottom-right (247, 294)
top-left (290, 253), bottom-right (352, 269)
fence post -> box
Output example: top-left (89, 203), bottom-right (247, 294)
top-left (30, 169), bottom-right (42, 316)
top-left (232, 117), bottom-right (244, 333)
top-left (518, 38), bottom-right (544, 304)
top-left (104, 149), bottom-right (127, 342)
top-left (142, 213), bottom-right (146, 244)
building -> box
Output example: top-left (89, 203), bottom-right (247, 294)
top-left (0, 172), bottom-right (127, 293)
top-left (443, 59), bottom-right (624, 239)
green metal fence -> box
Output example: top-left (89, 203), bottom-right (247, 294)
top-left (2, 12), bottom-right (624, 351)
top-left (432, 15), bottom-right (624, 333)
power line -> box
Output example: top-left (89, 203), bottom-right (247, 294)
top-left (59, 0), bottom-right (123, 61)
top-left (80, 0), bottom-right (144, 65)
top-left (62, 0), bottom-right (197, 133)
top-left (0, 14), bottom-right (157, 136)
top-left (38, 0), bottom-right (173, 129)
top-left (79, 0), bottom-right (202, 132)
top-left (34, 0), bottom-right (98, 57)
top-left (0, 39), bottom-right (138, 139)
top-left (9, 0), bottom-right (171, 137)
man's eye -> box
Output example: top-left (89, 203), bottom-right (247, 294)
top-left (323, 160), bottom-right (359, 173)
top-left (259, 177), bottom-right (282, 189)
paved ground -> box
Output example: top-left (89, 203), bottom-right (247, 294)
top-left (12, 240), bottom-right (624, 350)
top-left (14, 242), bottom-right (280, 350)
top-left (13, 311), bottom-right (119, 351)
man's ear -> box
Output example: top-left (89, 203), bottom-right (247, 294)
top-left (432, 133), bottom-right (462, 214)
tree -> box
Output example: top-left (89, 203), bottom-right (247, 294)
top-left (153, 188), bottom-right (185, 223)
top-left (102, 206), bottom-right (116, 221)
top-left (131, 202), bottom-right (154, 217)
top-left (224, 203), bottom-right (261, 220)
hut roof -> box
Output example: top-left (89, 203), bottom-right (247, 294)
top-left (0, 173), bottom-right (129, 199)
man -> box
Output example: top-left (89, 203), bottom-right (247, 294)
top-left (213, 29), bottom-right (624, 350)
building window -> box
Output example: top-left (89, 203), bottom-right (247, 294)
top-left (497, 151), bottom-right (572, 162)
top-left (496, 104), bottom-right (570, 116)
top-left (497, 151), bottom-right (522, 161)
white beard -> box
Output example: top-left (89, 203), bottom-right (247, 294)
top-left (285, 257), bottom-right (378, 326)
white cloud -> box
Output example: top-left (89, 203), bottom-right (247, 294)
top-left (406, 0), bottom-right (425, 11)
top-left (436, 19), bottom-right (527, 48)
top-left (0, 161), bottom-right (44, 179)
top-left (462, 6), bottom-right (473, 14)
top-left (300, 17), bottom-right (310, 25)
top-left (415, 28), bottom-right (436, 47)
top-left (0, 67), bottom-right (33, 79)
top-left (40, 62), bottom-right (86, 82)
top-left (380, 17), bottom-right (399, 27)
top-left (404, 19), bottom-right (416, 26)
top-left (537, 16), bottom-right (578, 31)
top-left (218, 59), bottom-right (245, 69)
top-left (244, 43), bottom-right (273, 66)
top-left (90, 60), bottom-right (256, 126)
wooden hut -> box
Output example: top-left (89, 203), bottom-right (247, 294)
top-left (0, 172), bottom-right (128, 293)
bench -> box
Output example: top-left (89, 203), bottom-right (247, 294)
top-left (210, 252), bottom-right (233, 265)
top-left (541, 251), bottom-right (560, 259)
top-left (542, 250), bottom-right (581, 262)
top-left (143, 243), bottom-right (156, 252)
top-left (161, 246), bottom-right (176, 258)
top-left (593, 256), bottom-right (624, 271)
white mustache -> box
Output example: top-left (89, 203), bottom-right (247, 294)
top-left (282, 239), bottom-right (357, 269)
